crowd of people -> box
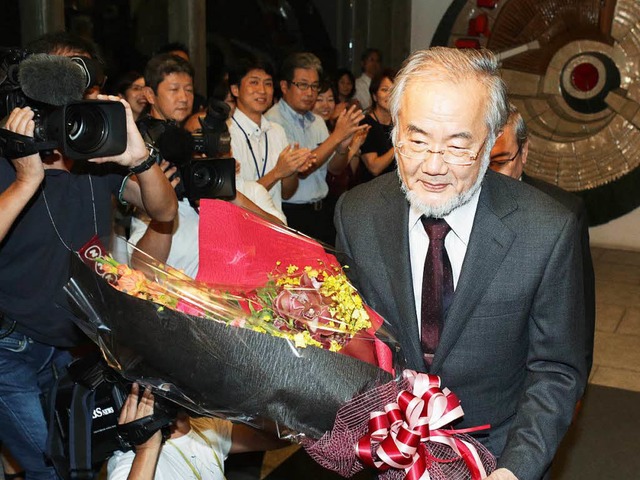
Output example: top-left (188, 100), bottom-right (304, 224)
top-left (0, 29), bottom-right (595, 480)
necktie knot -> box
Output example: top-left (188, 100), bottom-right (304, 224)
top-left (421, 217), bottom-right (451, 242)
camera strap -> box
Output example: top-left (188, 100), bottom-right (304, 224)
top-left (0, 129), bottom-right (57, 159)
top-left (232, 116), bottom-right (268, 178)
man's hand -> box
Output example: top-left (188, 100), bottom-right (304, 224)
top-left (485, 468), bottom-right (518, 480)
top-left (274, 143), bottom-right (314, 178)
top-left (332, 104), bottom-right (366, 144)
top-left (3, 107), bottom-right (44, 188)
top-left (159, 160), bottom-right (180, 190)
top-left (118, 383), bottom-right (162, 451)
top-left (88, 95), bottom-right (148, 168)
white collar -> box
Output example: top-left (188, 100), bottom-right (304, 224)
top-left (408, 186), bottom-right (481, 247)
top-left (232, 108), bottom-right (271, 138)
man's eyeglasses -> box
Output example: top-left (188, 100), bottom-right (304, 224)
top-left (289, 81), bottom-right (321, 92)
top-left (489, 144), bottom-right (522, 167)
top-left (395, 139), bottom-right (486, 167)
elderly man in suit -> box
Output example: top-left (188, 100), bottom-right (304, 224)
top-left (489, 104), bottom-right (595, 375)
top-left (334, 47), bottom-right (587, 480)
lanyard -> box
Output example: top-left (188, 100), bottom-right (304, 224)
top-left (232, 116), bottom-right (268, 178)
top-left (167, 424), bottom-right (225, 480)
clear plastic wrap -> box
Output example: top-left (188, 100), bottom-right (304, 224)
top-left (65, 200), bottom-right (496, 479)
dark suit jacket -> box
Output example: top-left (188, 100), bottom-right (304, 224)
top-left (334, 170), bottom-right (588, 480)
top-left (522, 173), bottom-right (596, 374)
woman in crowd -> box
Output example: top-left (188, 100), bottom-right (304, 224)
top-left (331, 68), bottom-right (361, 120)
top-left (312, 80), bottom-right (368, 205)
top-left (114, 71), bottom-right (148, 121)
top-left (358, 68), bottom-right (396, 183)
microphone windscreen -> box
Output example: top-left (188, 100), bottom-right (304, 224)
top-left (18, 54), bottom-right (86, 106)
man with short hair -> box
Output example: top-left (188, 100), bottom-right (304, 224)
top-left (154, 42), bottom-right (206, 113)
top-left (335, 47), bottom-right (587, 480)
top-left (490, 104), bottom-right (596, 375)
top-left (265, 52), bottom-right (364, 245)
top-left (0, 34), bottom-right (177, 479)
top-left (142, 53), bottom-right (194, 125)
top-left (353, 48), bottom-right (382, 110)
top-left (228, 56), bottom-right (313, 217)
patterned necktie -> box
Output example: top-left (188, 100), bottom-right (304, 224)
top-left (420, 217), bottom-right (454, 368)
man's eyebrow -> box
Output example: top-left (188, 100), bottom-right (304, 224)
top-left (404, 124), bottom-right (474, 140)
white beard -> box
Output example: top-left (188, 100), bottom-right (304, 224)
top-left (397, 147), bottom-right (490, 219)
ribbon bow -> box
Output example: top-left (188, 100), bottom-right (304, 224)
top-left (356, 370), bottom-right (490, 480)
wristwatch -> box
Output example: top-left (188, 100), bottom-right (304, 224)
top-left (129, 143), bottom-right (160, 174)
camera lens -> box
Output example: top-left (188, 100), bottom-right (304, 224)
top-left (191, 163), bottom-right (222, 190)
top-left (65, 104), bottom-right (108, 153)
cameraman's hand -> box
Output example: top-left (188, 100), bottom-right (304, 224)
top-left (159, 160), bottom-right (180, 190)
top-left (88, 95), bottom-right (147, 168)
top-left (119, 383), bottom-right (163, 451)
top-left (3, 107), bottom-right (44, 188)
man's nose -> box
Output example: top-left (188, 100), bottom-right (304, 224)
top-left (420, 150), bottom-right (449, 175)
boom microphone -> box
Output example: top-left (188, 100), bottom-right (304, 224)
top-left (18, 54), bottom-right (86, 106)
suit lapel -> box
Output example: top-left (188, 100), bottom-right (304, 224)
top-left (376, 185), bottom-right (424, 370)
top-left (432, 172), bottom-right (517, 372)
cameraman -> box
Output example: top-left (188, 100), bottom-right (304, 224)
top-left (108, 384), bottom-right (285, 480)
top-left (0, 37), bottom-right (178, 479)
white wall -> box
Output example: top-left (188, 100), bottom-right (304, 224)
top-left (409, 0), bottom-right (640, 251)
top-left (589, 209), bottom-right (640, 252)
top-left (410, 0), bottom-right (453, 51)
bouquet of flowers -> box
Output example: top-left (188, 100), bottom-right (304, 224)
top-left (66, 200), bottom-right (495, 479)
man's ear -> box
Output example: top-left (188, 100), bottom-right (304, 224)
top-left (230, 84), bottom-right (239, 98)
top-left (521, 139), bottom-right (529, 165)
top-left (143, 86), bottom-right (156, 105)
top-left (495, 129), bottom-right (504, 140)
top-left (280, 80), bottom-right (289, 97)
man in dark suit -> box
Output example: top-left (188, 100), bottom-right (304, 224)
top-left (490, 104), bottom-right (595, 375)
top-left (334, 48), bottom-right (587, 480)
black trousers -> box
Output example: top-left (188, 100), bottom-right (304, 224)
top-left (282, 199), bottom-right (336, 247)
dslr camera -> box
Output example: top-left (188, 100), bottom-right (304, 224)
top-left (0, 47), bottom-right (127, 160)
top-left (146, 98), bottom-right (236, 202)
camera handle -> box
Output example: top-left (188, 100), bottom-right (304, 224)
top-left (117, 412), bottom-right (173, 448)
top-left (0, 128), bottom-right (57, 159)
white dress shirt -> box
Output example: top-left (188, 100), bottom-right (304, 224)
top-left (408, 188), bottom-right (481, 334)
top-left (354, 73), bottom-right (372, 111)
top-left (229, 108), bottom-right (288, 213)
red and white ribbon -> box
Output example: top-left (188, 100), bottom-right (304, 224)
top-left (356, 370), bottom-right (490, 480)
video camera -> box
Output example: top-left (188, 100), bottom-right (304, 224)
top-left (142, 98), bottom-right (236, 202)
top-left (0, 47), bottom-right (127, 160)
top-left (47, 353), bottom-right (179, 480)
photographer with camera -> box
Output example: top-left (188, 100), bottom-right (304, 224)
top-left (0, 33), bottom-right (178, 480)
top-left (129, 54), bottom-right (285, 277)
top-left (108, 384), bottom-right (285, 480)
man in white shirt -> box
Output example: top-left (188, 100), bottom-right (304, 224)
top-left (108, 383), bottom-right (284, 480)
top-left (265, 52), bottom-right (365, 245)
top-left (228, 57), bottom-right (314, 218)
top-left (353, 48), bottom-right (382, 111)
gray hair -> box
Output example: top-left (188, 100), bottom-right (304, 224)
top-left (280, 52), bottom-right (323, 83)
top-left (389, 47), bottom-right (509, 138)
top-left (507, 103), bottom-right (529, 150)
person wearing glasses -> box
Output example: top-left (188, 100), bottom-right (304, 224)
top-left (490, 104), bottom-right (595, 378)
top-left (335, 47), bottom-right (587, 480)
top-left (265, 52), bottom-right (366, 246)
